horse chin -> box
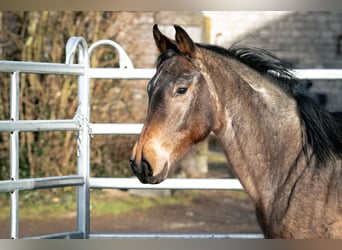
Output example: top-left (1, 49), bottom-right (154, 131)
top-left (139, 175), bottom-right (166, 185)
top-left (133, 161), bottom-right (169, 185)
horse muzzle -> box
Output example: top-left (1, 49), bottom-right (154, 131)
top-left (129, 157), bottom-right (169, 184)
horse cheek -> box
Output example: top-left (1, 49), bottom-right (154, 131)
top-left (190, 106), bottom-right (213, 143)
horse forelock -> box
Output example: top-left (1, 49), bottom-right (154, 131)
top-left (156, 49), bottom-right (178, 67)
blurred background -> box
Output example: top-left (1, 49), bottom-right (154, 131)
top-left (0, 11), bottom-right (341, 237)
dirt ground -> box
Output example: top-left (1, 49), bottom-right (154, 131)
top-left (0, 189), bottom-right (262, 239)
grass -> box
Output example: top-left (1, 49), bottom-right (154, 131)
top-left (90, 191), bottom-right (194, 217)
top-left (0, 202), bottom-right (75, 220)
top-left (0, 189), bottom-right (197, 220)
top-left (0, 150), bottom-right (241, 221)
top-left (0, 189), bottom-right (250, 221)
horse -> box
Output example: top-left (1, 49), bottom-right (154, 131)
top-left (129, 24), bottom-right (342, 238)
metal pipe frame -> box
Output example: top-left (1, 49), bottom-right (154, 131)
top-left (65, 36), bottom-right (91, 239)
top-left (89, 178), bottom-right (243, 190)
top-left (10, 71), bottom-right (20, 239)
top-left (0, 61), bottom-right (84, 75)
top-left (0, 176), bottom-right (84, 193)
top-left (0, 120), bottom-right (80, 132)
top-left (89, 233), bottom-right (264, 239)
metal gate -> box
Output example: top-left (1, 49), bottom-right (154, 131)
top-left (0, 37), bottom-right (341, 239)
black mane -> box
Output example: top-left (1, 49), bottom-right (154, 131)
top-left (199, 44), bottom-right (299, 90)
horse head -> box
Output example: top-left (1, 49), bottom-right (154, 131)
top-left (129, 25), bottom-right (216, 184)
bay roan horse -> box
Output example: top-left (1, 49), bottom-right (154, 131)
top-left (130, 24), bottom-right (342, 238)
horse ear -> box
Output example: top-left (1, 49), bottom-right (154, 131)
top-left (153, 24), bottom-right (176, 52)
top-left (174, 25), bottom-right (198, 58)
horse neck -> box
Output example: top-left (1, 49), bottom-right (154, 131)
top-left (202, 53), bottom-right (305, 213)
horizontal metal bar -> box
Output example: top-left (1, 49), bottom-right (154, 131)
top-left (89, 178), bottom-right (243, 190)
top-left (294, 69), bottom-right (342, 79)
top-left (90, 123), bottom-right (143, 135)
top-left (0, 120), bottom-right (80, 132)
top-left (0, 175), bottom-right (84, 193)
top-left (0, 61), bottom-right (84, 75)
top-left (1, 61), bottom-right (342, 80)
top-left (90, 68), bottom-right (342, 80)
top-left (89, 233), bottom-right (264, 239)
top-left (89, 68), bottom-right (155, 79)
top-left (25, 231), bottom-right (84, 239)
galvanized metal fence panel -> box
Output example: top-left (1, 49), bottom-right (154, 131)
top-left (0, 37), bottom-right (341, 239)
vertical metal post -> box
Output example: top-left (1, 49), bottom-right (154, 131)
top-left (78, 49), bottom-right (90, 239)
top-left (66, 37), bottom-right (91, 238)
top-left (10, 72), bottom-right (20, 239)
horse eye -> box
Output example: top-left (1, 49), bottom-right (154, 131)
top-left (176, 87), bottom-right (188, 95)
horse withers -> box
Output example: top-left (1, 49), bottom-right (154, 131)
top-left (129, 24), bottom-right (342, 238)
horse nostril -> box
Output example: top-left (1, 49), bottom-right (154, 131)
top-left (129, 156), bottom-right (155, 184)
top-left (142, 158), bottom-right (153, 176)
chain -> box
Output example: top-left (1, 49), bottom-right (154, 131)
top-left (73, 104), bottom-right (93, 156)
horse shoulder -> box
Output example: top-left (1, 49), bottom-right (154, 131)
top-left (267, 159), bottom-right (342, 238)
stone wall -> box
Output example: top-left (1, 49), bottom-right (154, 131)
top-left (242, 12), bottom-right (342, 112)
top-left (112, 11), bottom-right (208, 69)
top-left (204, 11), bottom-right (342, 111)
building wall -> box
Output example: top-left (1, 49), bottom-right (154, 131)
top-left (203, 11), bottom-right (342, 111)
top-left (125, 11), bottom-right (342, 112)
top-left (112, 11), bottom-right (207, 69)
